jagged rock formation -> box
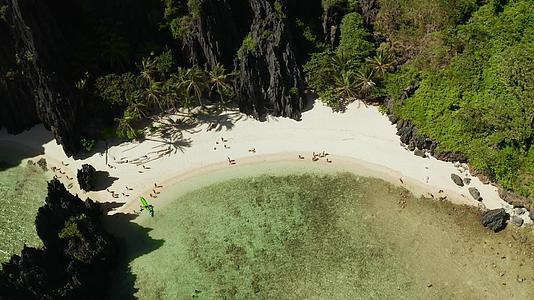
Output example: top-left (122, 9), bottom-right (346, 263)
top-left (0, 0), bottom-right (79, 156)
top-left (183, 0), bottom-right (306, 120)
top-left (77, 163), bottom-right (96, 192)
top-left (182, 0), bottom-right (252, 68)
top-left (0, 179), bottom-right (115, 299)
top-left (236, 0), bottom-right (304, 120)
top-left (498, 187), bottom-right (533, 211)
top-left (322, 4), bottom-right (345, 49)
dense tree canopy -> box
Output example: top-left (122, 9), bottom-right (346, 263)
top-left (391, 0), bottom-right (534, 197)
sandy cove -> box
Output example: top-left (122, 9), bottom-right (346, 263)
top-left (0, 101), bottom-right (531, 224)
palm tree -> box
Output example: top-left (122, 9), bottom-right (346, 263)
top-left (208, 63), bottom-right (235, 107)
top-left (355, 66), bottom-right (376, 98)
top-left (176, 66), bottom-right (208, 108)
top-left (115, 116), bottom-right (137, 139)
top-left (365, 50), bottom-right (393, 78)
top-left (127, 99), bottom-right (148, 120)
top-left (138, 56), bottom-right (157, 85)
top-left (333, 70), bottom-right (359, 100)
top-left (144, 81), bottom-right (164, 111)
top-left (330, 52), bottom-right (354, 73)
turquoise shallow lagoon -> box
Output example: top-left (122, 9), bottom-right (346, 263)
top-left (0, 151), bottom-right (50, 264)
top-left (108, 161), bottom-right (534, 299)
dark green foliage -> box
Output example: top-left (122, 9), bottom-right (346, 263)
top-left (274, 0), bottom-right (285, 19)
top-left (375, 0), bottom-right (478, 60)
top-left (238, 34), bottom-right (257, 57)
top-left (0, 4), bottom-right (7, 22)
top-left (392, 0), bottom-right (534, 198)
top-left (304, 10), bottom-right (378, 109)
top-left (80, 138), bottom-right (96, 152)
top-left (94, 73), bottom-right (141, 106)
top-left (337, 12), bottom-right (373, 60)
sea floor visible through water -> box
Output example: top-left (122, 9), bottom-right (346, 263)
top-left (107, 162), bottom-right (534, 300)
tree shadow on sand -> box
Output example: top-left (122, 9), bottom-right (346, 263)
top-left (103, 212), bottom-right (164, 300)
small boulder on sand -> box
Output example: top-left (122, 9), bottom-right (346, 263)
top-left (414, 149), bottom-right (426, 158)
top-left (451, 174), bottom-right (464, 186)
top-left (511, 216), bottom-right (524, 227)
top-left (481, 208), bottom-right (509, 232)
top-left (468, 187), bottom-right (482, 201)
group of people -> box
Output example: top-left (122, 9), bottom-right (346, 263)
top-left (214, 137), bottom-right (229, 151)
top-left (149, 183), bottom-right (163, 198)
top-left (298, 151), bottom-right (332, 163)
top-left (51, 164), bottom-right (74, 181)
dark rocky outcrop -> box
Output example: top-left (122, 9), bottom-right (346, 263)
top-left (183, 0), bottom-right (306, 120)
top-left (182, 0), bottom-right (252, 68)
top-left (498, 187), bottom-right (533, 211)
top-left (236, 0), bottom-right (304, 120)
top-left (394, 119), bottom-right (437, 154)
top-left (321, 4), bottom-right (346, 49)
top-left (0, 0), bottom-right (80, 156)
top-left (0, 178), bottom-right (116, 299)
top-left (468, 187), bottom-right (482, 201)
top-left (77, 163), bottom-right (96, 192)
top-left (414, 149), bottom-right (425, 158)
top-left (451, 173), bottom-right (464, 186)
top-left (481, 208), bottom-right (509, 232)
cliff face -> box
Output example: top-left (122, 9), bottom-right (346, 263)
top-left (0, 0), bottom-right (79, 156)
top-left (183, 0), bottom-right (252, 68)
top-left (237, 0), bottom-right (304, 120)
top-left (184, 0), bottom-right (305, 120)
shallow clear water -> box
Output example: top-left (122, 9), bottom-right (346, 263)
top-left (109, 163), bottom-right (534, 299)
top-left (0, 156), bottom-right (49, 263)
top-left (111, 169), bottom-right (416, 299)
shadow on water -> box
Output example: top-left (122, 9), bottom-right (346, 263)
top-left (103, 212), bottom-right (164, 300)
top-left (93, 171), bottom-right (119, 191)
top-left (0, 142), bottom-right (47, 172)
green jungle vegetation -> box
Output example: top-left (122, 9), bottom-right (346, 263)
top-left (41, 0), bottom-right (533, 201)
top-left (306, 0), bottom-right (534, 201)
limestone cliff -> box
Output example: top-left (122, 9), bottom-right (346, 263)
top-left (0, 0), bottom-right (79, 156)
top-left (184, 0), bottom-right (309, 120)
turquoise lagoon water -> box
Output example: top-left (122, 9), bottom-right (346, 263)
top-left (109, 162), bottom-right (417, 299)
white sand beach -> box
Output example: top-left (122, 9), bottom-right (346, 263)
top-left (1, 100), bottom-right (531, 224)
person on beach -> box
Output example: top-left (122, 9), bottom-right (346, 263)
top-left (326, 158), bottom-right (332, 163)
top-left (298, 155), bottom-right (304, 159)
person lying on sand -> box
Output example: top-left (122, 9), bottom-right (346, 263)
top-left (312, 157), bottom-right (319, 162)
top-left (326, 158), bottom-right (332, 163)
top-left (298, 155), bottom-right (304, 159)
